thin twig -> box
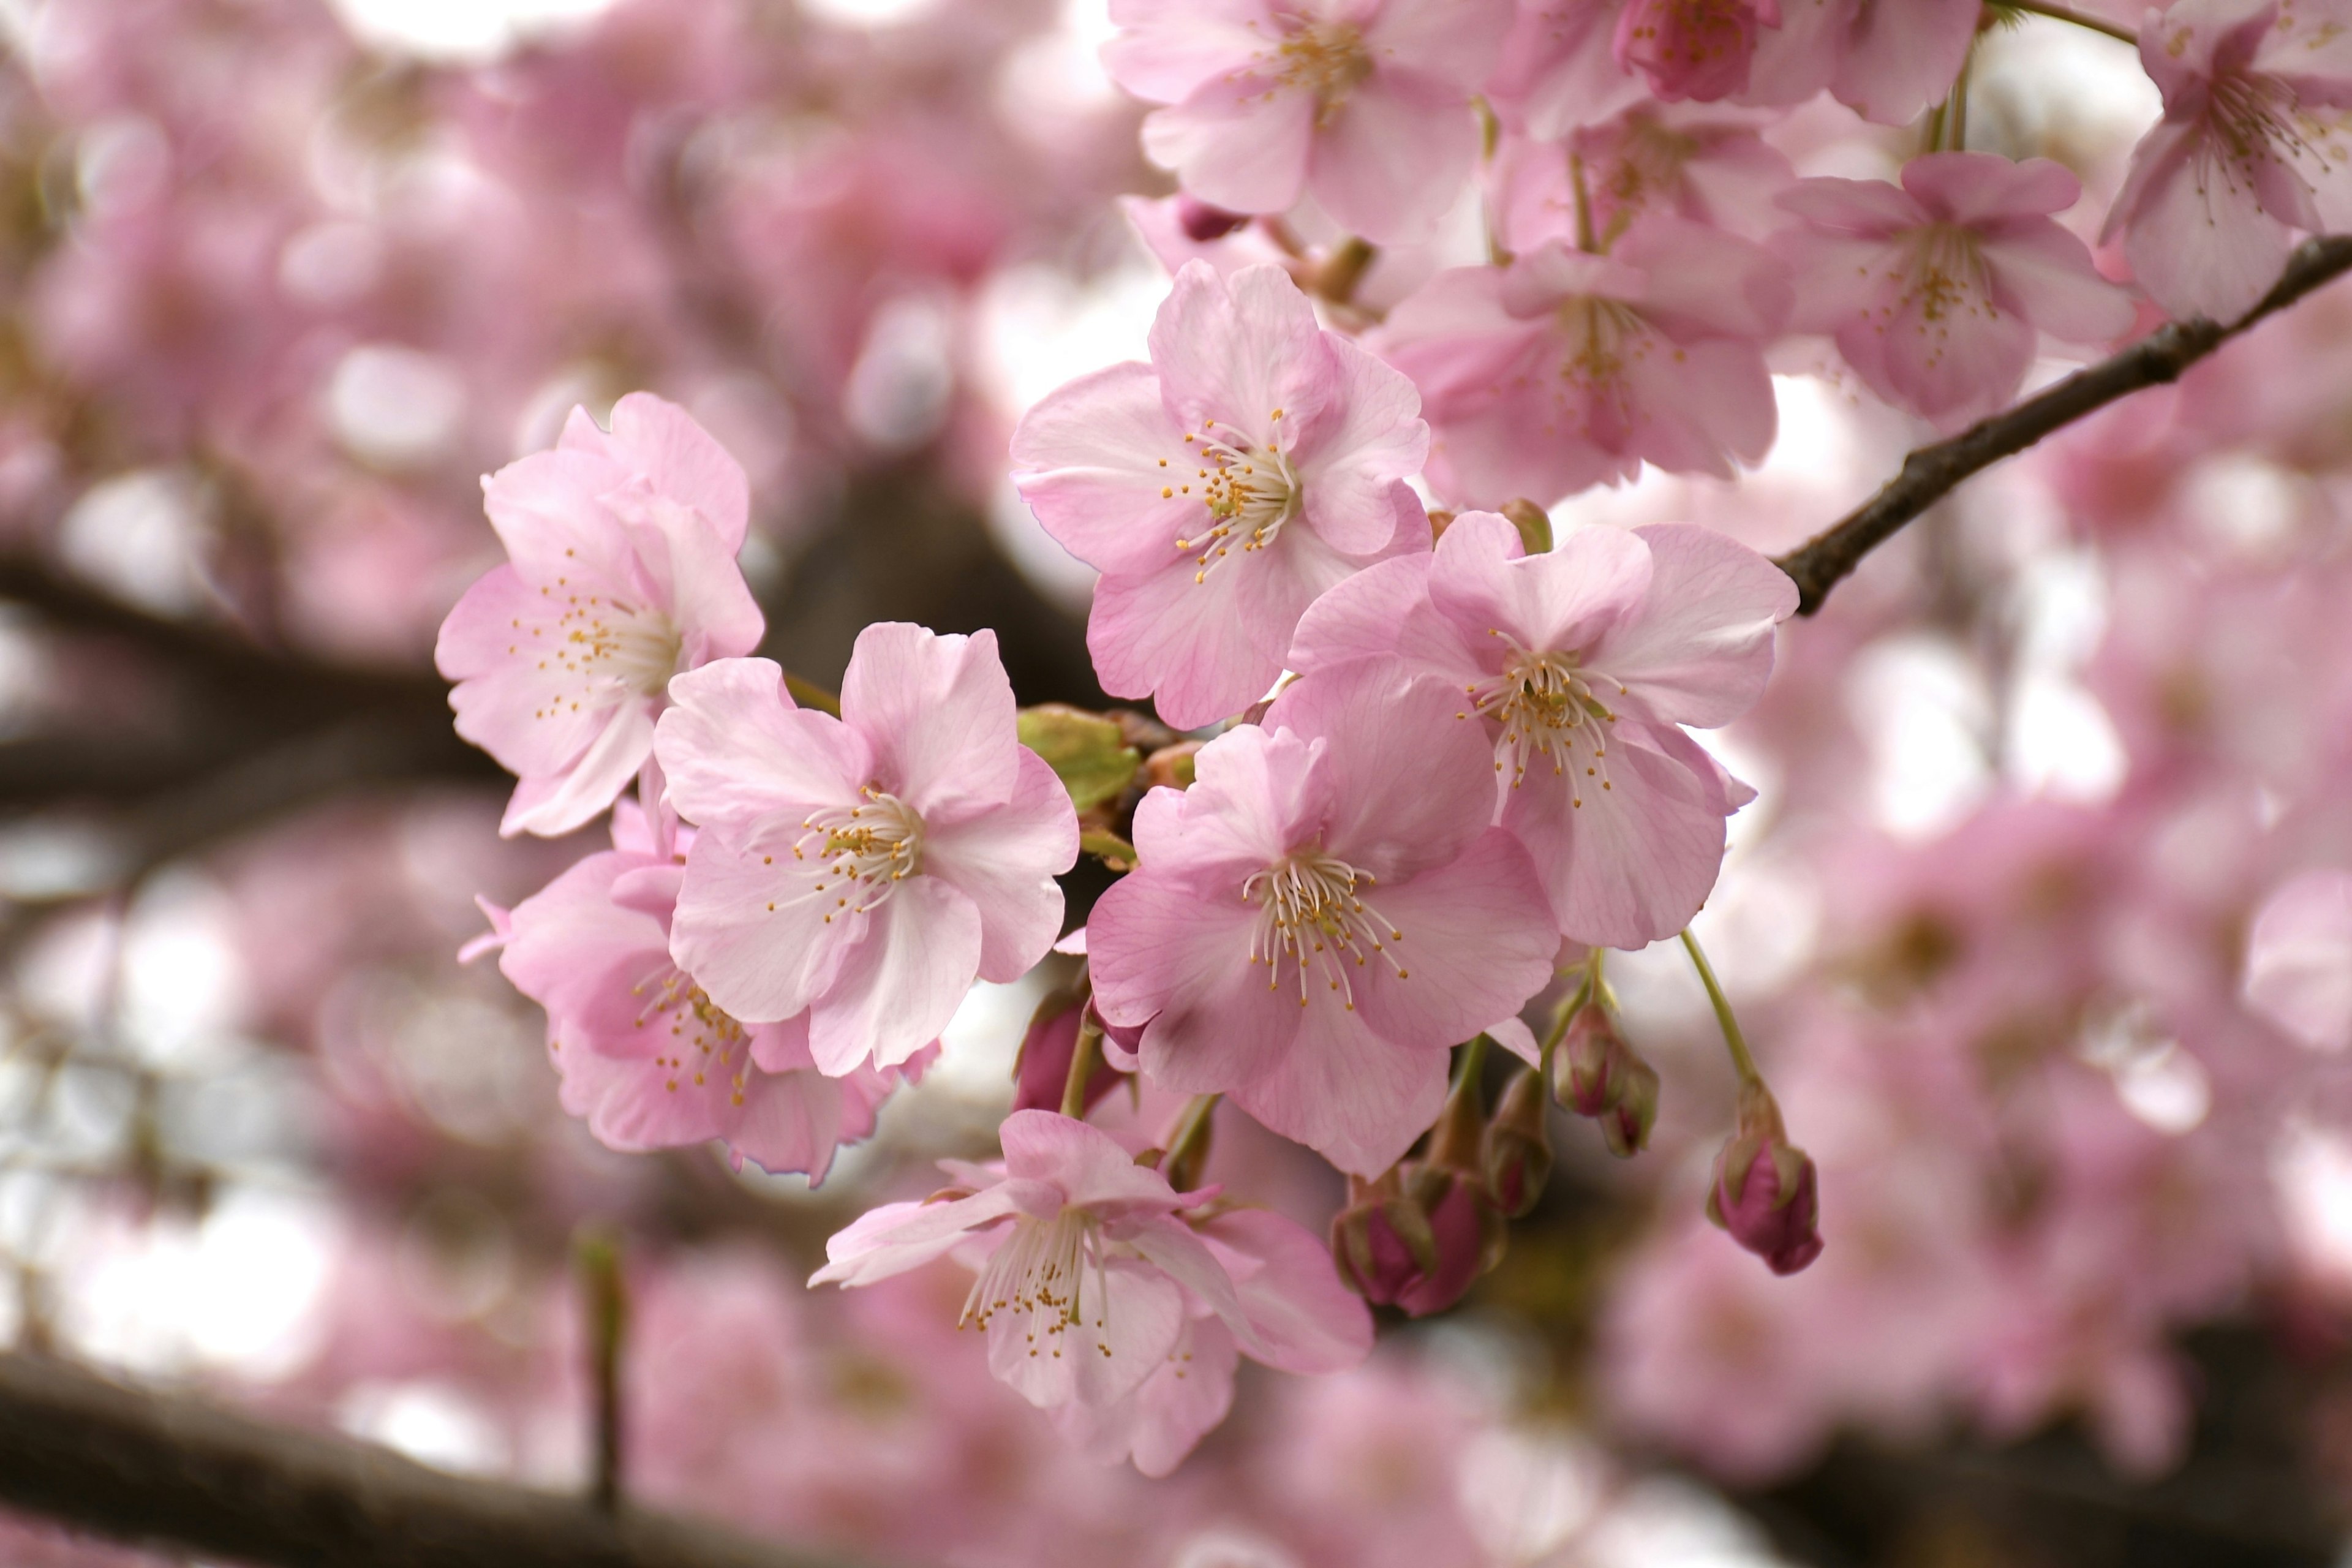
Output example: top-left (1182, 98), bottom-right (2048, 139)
top-left (0, 1351), bottom-right (880, 1568)
top-left (1775, 234), bottom-right (2352, 614)
top-left (575, 1226), bottom-right (629, 1515)
top-left (2000, 0), bottom-right (2140, 44)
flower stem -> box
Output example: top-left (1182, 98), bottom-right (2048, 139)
top-left (1539, 951), bottom-right (1604, 1066)
top-left (1999, 0), bottom-right (2138, 43)
top-left (783, 671), bottom-right (842, 717)
top-left (1060, 1004), bottom-right (1105, 1119)
top-left (1946, 45), bottom-right (1971, 151)
top-left (1318, 238), bottom-right (1378, 306)
top-left (1162, 1093), bottom-right (1221, 1191)
top-left (1679, 928), bottom-right (1759, 1086)
top-left (1569, 151), bottom-right (1599, 255)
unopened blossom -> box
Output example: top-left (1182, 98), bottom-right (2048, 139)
top-left (1556, 1003), bottom-right (1659, 1156)
top-left (1087, 661), bottom-right (1558, 1174)
top-left (1290, 512), bottom-right (1795, 947)
top-left (2106, 0), bottom-right (2352, 321)
top-left (1103, 0), bottom-right (1514, 241)
top-left (2243, 868), bottom-right (2352, 1050)
top-left (1010, 262), bottom-right (1430, 729)
top-left (1742, 0), bottom-right (1979, 124)
top-left (437, 393), bottom-right (764, 837)
top-left (1776, 153), bottom-right (2136, 430)
top-left (813, 1110), bottom-right (1371, 1473)
top-left (496, 803), bottom-right (919, 1180)
top-left (1708, 1080), bottom-right (1824, 1274)
top-left (1612, 0), bottom-right (1779, 102)
top-left (1372, 217), bottom-right (1789, 508)
top-left (655, 627), bottom-right (1078, 1075)
top-left (1488, 105), bottom-right (1795, 254)
top-left (1331, 1166), bottom-right (1492, 1314)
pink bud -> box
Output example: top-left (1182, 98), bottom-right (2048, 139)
top-left (1555, 1006), bottom-right (1660, 1157)
top-left (1600, 1054), bottom-right (1659, 1159)
top-left (1177, 196), bottom-right (1251, 242)
top-left (1331, 1167), bottom-right (1496, 1317)
top-left (1484, 1066), bottom-right (1552, 1218)
top-left (1011, 995), bottom-right (1123, 1115)
top-left (1705, 1084), bottom-right (1823, 1275)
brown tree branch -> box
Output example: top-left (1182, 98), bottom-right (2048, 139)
top-left (0, 1351), bottom-right (883, 1568)
top-left (1774, 233), bottom-right (2352, 615)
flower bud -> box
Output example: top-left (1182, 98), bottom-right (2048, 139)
top-left (1144, 741), bottom-right (1200, 791)
top-left (1011, 993), bottom-right (1121, 1115)
top-left (1331, 1167), bottom-right (1493, 1317)
top-left (1178, 196), bottom-right (1251, 242)
top-left (1498, 497), bottom-right (1554, 554)
top-left (1483, 1066), bottom-right (1552, 1218)
top-left (1705, 1081), bottom-right (1823, 1275)
top-left (1553, 1005), bottom-right (1659, 1157)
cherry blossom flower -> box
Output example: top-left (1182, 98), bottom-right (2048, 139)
top-left (496, 802), bottom-right (922, 1180)
top-left (1288, 511), bottom-right (1795, 948)
top-left (1086, 661), bottom-right (1558, 1175)
top-left (1009, 262), bottom-right (1430, 729)
top-left (1371, 217), bottom-right (1789, 508)
top-left (2106, 0), bottom-right (2352, 321)
top-left (1743, 0), bottom-right (1980, 125)
top-left (1776, 153), bottom-right (2138, 430)
top-left (1102, 0), bottom-right (1514, 242)
top-left (812, 1110), bottom-right (1371, 1472)
top-left (436, 394), bottom-right (764, 838)
top-left (1613, 0), bottom-right (1780, 102)
top-left (654, 627), bottom-right (1078, 1075)
top-left (1488, 105), bottom-right (1796, 254)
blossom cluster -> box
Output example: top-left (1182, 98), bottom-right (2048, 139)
top-left (420, 0), bottom-right (2352, 1490)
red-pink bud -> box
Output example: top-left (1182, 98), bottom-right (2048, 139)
top-left (1600, 1053), bottom-right (1659, 1159)
top-left (1554, 1006), bottom-right (1659, 1157)
top-left (1705, 1082), bottom-right (1823, 1275)
top-left (1331, 1167), bottom-right (1496, 1317)
top-left (1177, 197), bottom-right (1250, 242)
top-left (1011, 995), bottom-right (1121, 1115)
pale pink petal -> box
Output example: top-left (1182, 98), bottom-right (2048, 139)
top-left (2244, 869), bottom-right (2352, 1050)
top-left (656, 658), bottom-right (867, 826)
top-left (1823, 0), bottom-right (1978, 123)
top-left (840, 623), bottom-right (1020, 815)
top-left (1124, 725), bottom-right (1329, 884)
top-left (1010, 361), bottom-right (1202, 578)
top-left (1286, 552), bottom-right (1461, 676)
top-left (1294, 340), bottom-right (1430, 557)
top-left (1341, 827), bottom-right (1561, 1050)
top-left (1427, 513), bottom-right (1651, 658)
top-left (919, 748), bottom-right (1077, 983)
top-left (1308, 67), bottom-right (1480, 241)
top-left (564, 392), bottom-right (752, 551)
top-left (989, 1254), bottom-right (1185, 1409)
top-left (999, 1109), bottom-right (1190, 1215)
top-left (1140, 80), bottom-right (1317, 217)
top-left (1487, 1014), bottom-right (1542, 1066)
top-left (810, 1183), bottom-right (1049, 1288)
top-left (1983, 222), bottom-right (2139, 344)
top-left (501, 701), bottom-right (654, 838)
top-left (1229, 990), bottom-right (1451, 1176)
top-left (2120, 121), bottom-right (2296, 320)
top-left (1197, 1207), bottom-right (1374, 1374)
top-left (670, 816), bottom-right (861, 1026)
top-left (1149, 263), bottom-right (1336, 446)
top-left (480, 448), bottom-right (638, 586)
top-left (1588, 522), bottom-right (1795, 728)
top-left (1102, 0), bottom-right (1284, 101)
top-left (808, 875), bottom-right (985, 1072)
top-left (1055, 1317), bottom-right (1240, 1477)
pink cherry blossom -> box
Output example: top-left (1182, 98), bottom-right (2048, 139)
top-left (1289, 511), bottom-right (1795, 948)
top-left (1371, 217), bottom-right (1789, 508)
top-left (1085, 661), bottom-right (1558, 1175)
top-left (436, 393), bottom-right (764, 839)
top-left (1102, 0), bottom-right (1514, 242)
top-left (654, 627), bottom-right (1079, 1075)
top-left (1743, 0), bottom-right (1980, 125)
top-left (2105, 0), bottom-right (2352, 321)
top-left (1776, 153), bottom-right (2138, 430)
top-left (811, 1110), bottom-right (1371, 1473)
top-left (1009, 262), bottom-right (1430, 729)
top-left (497, 802), bottom-right (920, 1180)
top-left (1488, 106), bottom-right (1796, 255)
top-left (1613, 0), bottom-right (1781, 102)
top-left (2242, 868), bottom-right (2352, 1050)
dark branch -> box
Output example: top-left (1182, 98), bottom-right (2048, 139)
top-left (1774, 233), bottom-right (2352, 615)
top-left (0, 1351), bottom-right (881, 1568)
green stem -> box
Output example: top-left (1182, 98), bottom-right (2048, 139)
top-left (1319, 238), bottom-right (1378, 306)
top-left (1539, 951), bottom-right (1604, 1065)
top-left (1679, 928), bottom-right (1759, 1086)
top-left (1947, 43), bottom-right (1972, 151)
top-left (1999, 0), bottom-right (2138, 42)
top-left (1453, 1030), bottom-right (1490, 1093)
top-left (1569, 151), bottom-right (1599, 255)
top-left (1162, 1093), bottom-right (1221, 1191)
top-left (1060, 1005), bottom-right (1104, 1119)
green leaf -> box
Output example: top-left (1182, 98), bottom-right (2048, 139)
top-left (1080, 829), bottom-right (1137, 870)
top-left (1019, 704), bottom-right (1140, 812)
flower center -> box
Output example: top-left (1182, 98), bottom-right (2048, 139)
top-left (1243, 848), bottom-right (1407, 1009)
top-left (1274, 21), bottom-right (1372, 124)
top-left (961, 1208), bottom-right (1112, 1362)
top-left (528, 589), bottom-right (682, 722)
top-left (1882, 225), bottom-right (1996, 364)
top-left (631, 965), bottom-right (755, 1107)
top-left (2205, 67), bottom-right (2340, 196)
top-left (783, 786), bottom-right (925, 925)
top-left (1466, 638), bottom-right (1623, 805)
top-left (1171, 414), bottom-right (1301, 584)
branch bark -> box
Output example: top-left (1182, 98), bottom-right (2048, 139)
top-left (1774, 233), bottom-right (2352, 615)
top-left (0, 1351), bottom-right (881, 1568)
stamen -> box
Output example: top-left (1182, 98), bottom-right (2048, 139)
top-left (772, 786), bottom-right (926, 925)
top-left (1243, 848), bottom-right (1408, 1011)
